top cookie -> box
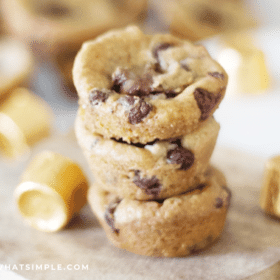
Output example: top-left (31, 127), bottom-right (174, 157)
top-left (73, 26), bottom-right (228, 144)
top-left (1, 0), bottom-right (147, 56)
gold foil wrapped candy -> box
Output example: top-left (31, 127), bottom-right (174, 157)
top-left (218, 32), bottom-right (271, 95)
top-left (0, 37), bottom-right (34, 100)
top-left (0, 88), bottom-right (54, 158)
top-left (260, 156), bottom-right (280, 217)
top-left (14, 151), bottom-right (89, 232)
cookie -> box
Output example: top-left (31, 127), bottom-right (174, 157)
top-left (73, 26), bottom-right (227, 144)
top-left (75, 110), bottom-right (220, 200)
top-left (0, 37), bottom-right (34, 100)
top-left (1, 0), bottom-right (148, 56)
top-left (87, 166), bottom-right (231, 257)
top-left (260, 155), bottom-right (280, 217)
top-left (156, 0), bottom-right (258, 41)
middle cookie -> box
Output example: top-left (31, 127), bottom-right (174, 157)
top-left (75, 111), bottom-right (220, 200)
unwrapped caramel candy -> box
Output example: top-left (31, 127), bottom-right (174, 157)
top-left (14, 151), bottom-right (89, 232)
top-left (0, 88), bottom-right (54, 158)
top-left (260, 156), bottom-right (280, 217)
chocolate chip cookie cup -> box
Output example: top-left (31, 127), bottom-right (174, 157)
top-left (73, 25), bottom-right (227, 144)
top-left (75, 111), bottom-right (220, 200)
top-left (87, 166), bottom-right (231, 257)
top-left (1, 0), bottom-right (148, 56)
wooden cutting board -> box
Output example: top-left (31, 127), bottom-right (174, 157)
top-left (1, 134), bottom-right (280, 280)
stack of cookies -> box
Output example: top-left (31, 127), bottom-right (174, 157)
top-left (73, 26), bottom-right (231, 257)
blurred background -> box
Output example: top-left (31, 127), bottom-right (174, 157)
top-left (0, 1), bottom-right (279, 279)
top-left (0, 0), bottom-right (279, 160)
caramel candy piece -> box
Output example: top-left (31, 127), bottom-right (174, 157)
top-left (0, 37), bottom-right (34, 100)
top-left (0, 88), bottom-right (54, 158)
top-left (260, 156), bottom-right (280, 217)
top-left (238, 48), bottom-right (270, 94)
top-left (218, 32), bottom-right (270, 95)
top-left (14, 151), bottom-right (89, 232)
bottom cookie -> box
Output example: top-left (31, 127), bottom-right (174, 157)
top-left (88, 166), bottom-right (231, 257)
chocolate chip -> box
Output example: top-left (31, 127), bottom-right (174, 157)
top-left (89, 89), bottom-right (109, 106)
top-left (39, 3), bottom-right (71, 17)
top-left (154, 198), bottom-right (165, 204)
top-left (118, 95), bottom-right (153, 124)
top-left (180, 63), bottom-right (191, 72)
top-left (196, 184), bottom-right (206, 191)
top-left (168, 138), bottom-right (181, 145)
top-left (153, 43), bottom-right (174, 61)
top-left (194, 88), bottom-right (221, 121)
top-left (126, 73), bottom-right (153, 96)
top-left (167, 145), bottom-right (195, 170)
top-left (125, 95), bottom-right (136, 106)
top-left (111, 137), bottom-right (158, 148)
top-left (112, 63), bottom-right (180, 98)
top-left (104, 199), bottom-right (121, 234)
top-left (111, 84), bottom-right (121, 93)
top-left (112, 68), bottom-right (154, 97)
top-left (133, 170), bottom-right (162, 197)
top-left (189, 244), bottom-right (199, 254)
top-left (112, 68), bottom-right (130, 93)
top-left (208, 72), bottom-right (225, 80)
top-left (128, 99), bottom-right (152, 125)
top-left (165, 90), bottom-right (178, 99)
top-left (215, 197), bottom-right (224, 208)
top-left (154, 62), bottom-right (163, 74)
top-left (153, 43), bottom-right (174, 73)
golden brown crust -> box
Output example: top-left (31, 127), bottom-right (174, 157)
top-left (88, 166), bottom-right (231, 257)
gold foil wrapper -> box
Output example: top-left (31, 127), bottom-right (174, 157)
top-left (14, 150), bottom-right (89, 232)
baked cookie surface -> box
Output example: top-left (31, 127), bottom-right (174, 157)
top-left (88, 166), bottom-right (231, 257)
top-left (73, 26), bottom-right (227, 143)
top-left (75, 111), bottom-right (220, 200)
